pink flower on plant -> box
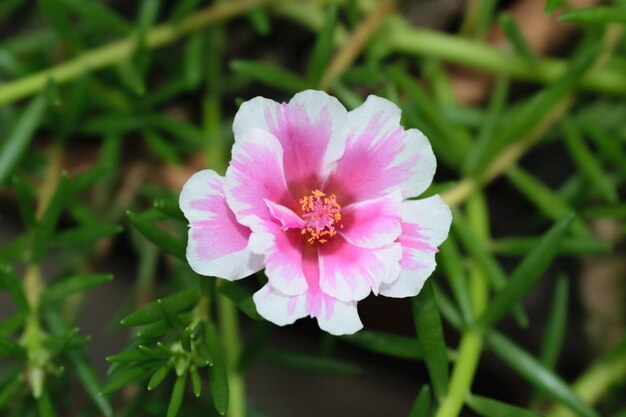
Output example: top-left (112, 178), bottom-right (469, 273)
top-left (180, 90), bottom-right (451, 335)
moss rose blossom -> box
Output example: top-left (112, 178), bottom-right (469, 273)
top-left (180, 90), bottom-right (451, 335)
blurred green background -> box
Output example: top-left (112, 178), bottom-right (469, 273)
top-left (1, 1), bottom-right (625, 417)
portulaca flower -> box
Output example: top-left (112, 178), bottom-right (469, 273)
top-left (180, 90), bottom-right (451, 335)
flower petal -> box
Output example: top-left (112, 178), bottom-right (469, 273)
top-left (253, 284), bottom-right (309, 326)
top-left (325, 95), bottom-right (436, 203)
top-left (224, 128), bottom-right (295, 230)
top-left (232, 96), bottom-right (279, 139)
top-left (339, 190), bottom-right (402, 249)
top-left (379, 195), bottom-right (452, 298)
top-left (315, 298), bottom-right (362, 336)
top-left (306, 246), bottom-right (364, 335)
top-left (264, 199), bottom-right (306, 230)
top-left (249, 226), bottom-right (308, 296)
top-left (253, 284), bottom-right (362, 336)
top-left (253, 250), bottom-right (363, 336)
top-left (180, 170), bottom-right (264, 280)
top-left (400, 195), bottom-right (452, 247)
top-left (233, 90), bottom-right (348, 195)
top-left (319, 238), bottom-right (402, 302)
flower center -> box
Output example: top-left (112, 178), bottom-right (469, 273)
top-left (299, 189), bottom-right (342, 244)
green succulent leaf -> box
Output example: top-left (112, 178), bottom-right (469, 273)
top-left (166, 375), bottom-right (186, 417)
top-left (498, 13), bottom-right (536, 65)
top-left (31, 172), bottom-right (70, 263)
top-left (205, 321), bottom-right (229, 415)
top-left (230, 60), bottom-right (309, 92)
top-left (540, 275), bottom-right (569, 370)
top-left (413, 280), bottom-right (449, 400)
top-left (127, 210), bottom-right (186, 260)
top-left (559, 7), bottom-right (626, 24)
top-left (101, 365), bottom-right (154, 395)
top-left (148, 363), bottom-right (171, 391)
top-left (0, 335), bottom-right (27, 360)
top-left (488, 331), bottom-right (600, 417)
top-left (307, 5), bottom-right (338, 86)
top-left (0, 265), bottom-right (29, 312)
top-left (218, 281), bottom-right (263, 321)
top-left (121, 289), bottom-right (200, 326)
top-left (467, 394), bottom-right (542, 417)
top-left (341, 330), bottom-right (423, 360)
top-left (408, 385), bottom-right (431, 417)
top-left (261, 348), bottom-right (361, 374)
top-left (44, 273), bottom-right (113, 301)
top-left (479, 214), bottom-right (574, 328)
top-left (0, 95), bottom-right (47, 185)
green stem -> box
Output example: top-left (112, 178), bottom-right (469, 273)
top-left (435, 194), bottom-right (489, 417)
top-left (436, 328), bottom-right (483, 417)
top-left (23, 264), bottom-right (43, 376)
top-left (218, 294), bottom-right (246, 417)
top-left (436, 264), bottom-right (488, 417)
top-left (20, 144), bottom-right (63, 399)
top-left (0, 0), bottom-right (266, 106)
top-left (385, 19), bottom-right (626, 95)
top-left (23, 266), bottom-right (45, 398)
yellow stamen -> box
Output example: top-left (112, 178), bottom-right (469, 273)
top-left (299, 189), bottom-right (342, 245)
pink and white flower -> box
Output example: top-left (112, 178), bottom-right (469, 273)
top-left (180, 90), bottom-right (451, 335)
